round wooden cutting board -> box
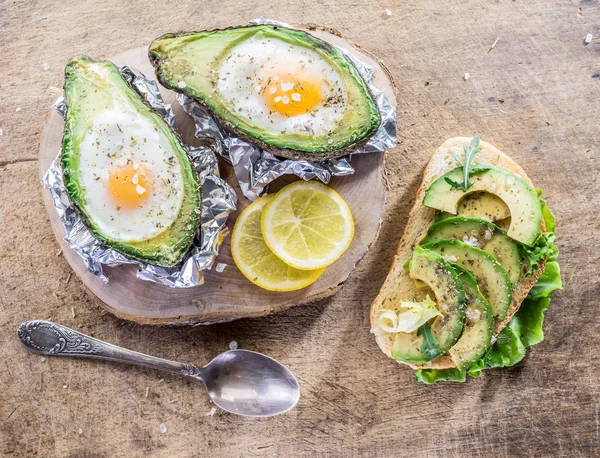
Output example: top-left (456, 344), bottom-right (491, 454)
top-left (38, 26), bottom-right (396, 325)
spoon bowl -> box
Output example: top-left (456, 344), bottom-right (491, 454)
top-left (201, 350), bottom-right (299, 417)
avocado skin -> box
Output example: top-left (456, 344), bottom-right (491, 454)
top-left (62, 56), bottom-right (202, 267)
top-left (148, 25), bottom-right (381, 161)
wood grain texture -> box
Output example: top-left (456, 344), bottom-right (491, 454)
top-left (1, 1), bottom-right (599, 457)
top-left (37, 33), bottom-right (392, 325)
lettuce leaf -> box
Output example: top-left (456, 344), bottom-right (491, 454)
top-left (415, 367), bottom-right (466, 384)
top-left (414, 195), bottom-right (561, 384)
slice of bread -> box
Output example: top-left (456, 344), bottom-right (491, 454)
top-left (370, 137), bottom-right (546, 370)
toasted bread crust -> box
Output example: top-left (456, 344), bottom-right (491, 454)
top-left (370, 137), bottom-right (546, 370)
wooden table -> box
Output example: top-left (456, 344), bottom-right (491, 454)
top-left (1, 1), bottom-right (598, 456)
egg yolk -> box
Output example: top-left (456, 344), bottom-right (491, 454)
top-left (107, 163), bottom-right (151, 210)
top-left (261, 70), bottom-right (323, 117)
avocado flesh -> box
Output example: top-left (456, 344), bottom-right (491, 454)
top-left (423, 166), bottom-right (542, 246)
top-left (420, 216), bottom-right (522, 285)
top-left (391, 247), bottom-right (465, 364)
top-left (148, 25), bottom-right (381, 160)
top-left (437, 191), bottom-right (510, 222)
top-left (422, 240), bottom-right (512, 320)
top-left (448, 264), bottom-right (494, 370)
top-left (62, 56), bottom-right (201, 267)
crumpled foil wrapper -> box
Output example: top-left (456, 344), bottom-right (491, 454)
top-left (42, 66), bottom-right (237, 288)
top-left (178, 18), bottom-right (397, 201)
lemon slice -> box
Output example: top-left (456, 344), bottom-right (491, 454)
top-left (261, 181), bottom-right (354, 270)
top-left (231, 195), bottom-right (325, 291)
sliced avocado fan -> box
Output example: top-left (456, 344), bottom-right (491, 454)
top-left (148, 25), bottom-right (381, 160)
top-left (62, 56), bottom-right (201, 267)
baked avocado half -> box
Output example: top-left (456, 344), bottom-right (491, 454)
top-left (148, 25), bottom-right (381, 161)
top-left (62, 56), bottom-right (201, 267)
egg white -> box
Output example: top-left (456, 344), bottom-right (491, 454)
top-left (77, 109), bottom-right (184, 243)
top-left (216, 36), bottom-right (347, 138)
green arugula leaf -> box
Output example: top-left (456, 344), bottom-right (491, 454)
top-left (446, 136), bottom-right (482, 192)
top-left (417, 322), bottom-right (438, 358)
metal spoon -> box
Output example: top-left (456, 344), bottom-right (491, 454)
top-left (17, 320), bottom-right (299, 417)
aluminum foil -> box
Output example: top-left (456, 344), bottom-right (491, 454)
top-left (178, 18), bottom-right (397, 201)
top-left (42, 66), bottom-right (237, 288)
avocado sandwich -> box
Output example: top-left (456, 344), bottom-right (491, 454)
top-left (370, 137), bottom-right (561, 383)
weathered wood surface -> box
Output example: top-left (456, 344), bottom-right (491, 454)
top-left (1, 1), bottom-right (599, 457)
top-left (36, 37), bottom-right (391, 325)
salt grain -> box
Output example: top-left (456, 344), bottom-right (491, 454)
top-left (281, 95), bottom-right (290, 105)
top-left (159, 423), bottom-right (167, 434)
top-left (15, 107), bottom-right (21, 112)
top-left (136, 185), bottom-right (146, 195)
top-left (584, 33), bottom-right (593, 45)
top-left (269, 86), bottom-right (277, 94)
top-left (229, 340), bottom-right (238, 350)
top-left (43, 63), bottom-right (50, 71)
top-left (291, 93), bottom-right (301, 102)
top-left (274, 96), bottom-right (282, 103)
top-left (208, 407), bottom-right (217, 417)
top-left (40, 356), bottom-right (47, 362)
top-left (0, 128), bottom-right (3, 136)
top-left (78, 428), bottom-right (83, 435)
top-left (145, 387), bottom-right (150, 399)
top-left (385, 9), bottom-right (392, 16)
top-left (177, 81), bottom-right (187, 88)
top-left (131, 173), bottom-right (139, 185)
top-left (463, 73), bottom-right (470, 81)
top-left (281, 82), bottom-right (294, 92)
top-left (215, 263), bottom-right (227, 273)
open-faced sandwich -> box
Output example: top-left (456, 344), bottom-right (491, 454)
top-left (370, 137), bottom-right (561, 383)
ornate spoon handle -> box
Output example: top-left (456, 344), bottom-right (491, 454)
top-left (17, 320), bottom-right (204, 379)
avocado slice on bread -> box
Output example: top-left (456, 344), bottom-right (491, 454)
top-left (447, 264), bottom-right (494, 370)
top-left (420, 216), bottom-right (521, 285)
top-left (391, 247), bottom-right (465, 364)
